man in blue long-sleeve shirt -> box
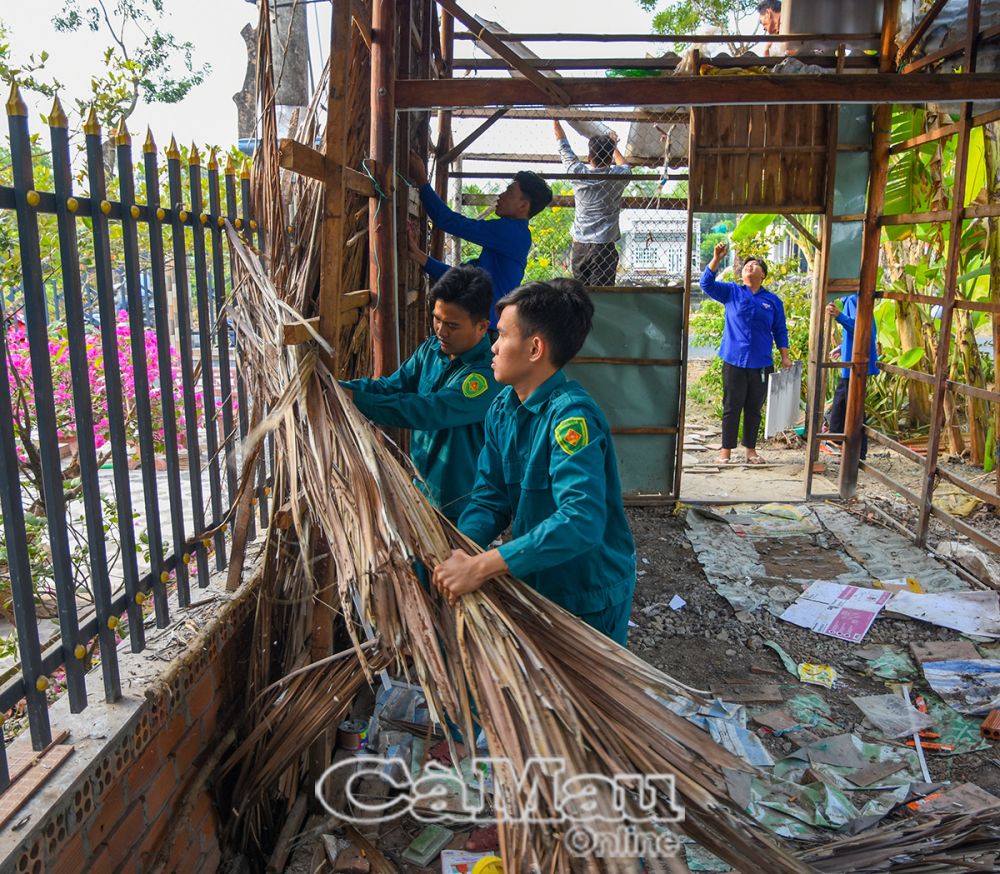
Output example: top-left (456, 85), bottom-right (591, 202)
top-left (701, 242), bottom-right (792, 464)
top-left (432, 278), bottom-right (636, 645)
top-left (340, 266), bottom-right (501, 522)
top-left (407, 152), bottom-right (552, 326)
top-left (826, 294), bottom-right (878, 460)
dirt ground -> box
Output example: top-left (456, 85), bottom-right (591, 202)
top-left (627, 504), bottom-right (1000, 795)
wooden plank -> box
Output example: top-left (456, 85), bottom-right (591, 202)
top-left (395, 72), bottom-right (1000, 110)
top-left (282, 317), bottom-right (321, 346)
top-left (436, 0), bottom-right (570, 105)
top-left (440, 106), bottom-right (509, 164)
top-left (278, 138), bottom-right (329, 180)
top-left (340, 289), bottom-right (372, 313)
top-left (840, 0), bottom-right (898, 499)
top-left (452, 54), bottom-right (879, 72)
top-left (746, 104), bottom-right (766, 208)
top-left (0, 744), bottom-right (73, 829)
top-left (451, 30), bottom-right (882, 45)
top-left (369, 0), bottom-right (398, 376)
top-left (461, 193), bottom-right (689, 211)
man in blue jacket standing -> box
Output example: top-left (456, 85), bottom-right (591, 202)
top-left (701, 242), bottom-right (792, 464)
top-left (340, 265), bottom-right (501, 523)
top-left (432, 278), bottom-right (636, 645)
top-left (826, 294), bottom-right (879, 460)
top-left (407, 152), bottom-right (552, 326)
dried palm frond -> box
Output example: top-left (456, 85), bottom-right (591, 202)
top-left (223, 226), bottom-right (809, 873)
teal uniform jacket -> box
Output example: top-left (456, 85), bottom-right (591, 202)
top-left (341, 335), bottom-right (499, 521)
top-left (459, 370), bottom-right (636, 615)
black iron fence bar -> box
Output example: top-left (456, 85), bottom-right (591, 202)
top-left (225, 160), bottom-right (256, 544)
top-left (188, 148), bottom-right (227, 574)
top-left (143, 130), bottom-right (191, 608)
top-left (240, 167), bottom-right (271, 530)
top-left (0, 529), bottom-right (220, 716)
top-left (207, 153), bottom-right (239, 520)
top-left (166, 138), bottom-right (212, 587)
top-left (49, 98), bottom-right (122, 703)
top-left (0, 319), bottom-right (52, 760)
top-left (116, 124), bottom-right (170, 628)
top-left (7, 89), bottom-right (89, 713)
top-left (0, 186), bottom-right (228, 226)
top-left (84, 108), bottom-right (147, 653)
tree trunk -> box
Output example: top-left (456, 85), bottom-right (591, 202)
top-left (954, 306), bottom-right (987, 464)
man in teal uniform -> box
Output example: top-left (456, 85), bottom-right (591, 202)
top-left (432, 278), bottom-right (636, 644)
top-left (340, 265), bottom-right (500, 522)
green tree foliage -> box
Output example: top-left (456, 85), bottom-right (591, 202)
top-left (53, 0), bottom-right (210, 126)
top-left (636, 0), bottom-right (758, 53)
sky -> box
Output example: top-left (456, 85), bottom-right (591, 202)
top-left (3, 0), bottom-right (675, 148)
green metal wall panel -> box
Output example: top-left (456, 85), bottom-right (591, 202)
top-left (563, 289), bottom-right (683, 497)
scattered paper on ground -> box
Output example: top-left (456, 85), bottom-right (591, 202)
top-left (885, 590), bottom-right (1000, 638)
top-left (780, 582), bottom-right (892, 643)
top-left (922, 659), bottom-right (1000, 715)
top-left (851, 693), bottom-right (936, 739)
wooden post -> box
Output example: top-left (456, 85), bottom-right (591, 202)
top-left (431, 9), bottom-right (454, 263)
top-left (916, 0), bottom-right (982, 542)
top-left (839, 0), bottom-right (900, 498)
top-left (673, 158), bottom-right (694, 500)
top-left (309, 0), bottom-right (353, 794)
top-left (370, 0), bottom-right (398, 376)
top-left (805, 103), bottom-right (839, 498)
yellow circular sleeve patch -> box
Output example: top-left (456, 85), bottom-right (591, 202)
top-left (555, 416), bottom-right (589, 455)
top-left (462, 372), bottom-right (489, 398)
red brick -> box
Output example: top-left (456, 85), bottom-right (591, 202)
top-left (141, 758), bottom-right (180, 821)
top-left (102, 802), bottom-right (145, 864)
top-left (191, 792), bottom-right (219, 851)
top-left (126, 742), bottom-right (166, 799)
top-left (186, 670), bottom-right (220, 723)
top-left (87, 787), bottom-right (127, 848)
top-left (199, 843), bottom-right (221, 874)
top-left (169, 829), bottom-right (203, 874)
top-left (47, 831), bottom-right (86, 874)
top-left (170, 727), bottom-right (205, 777)
top-left (135, 800), bottom-right (173, 870)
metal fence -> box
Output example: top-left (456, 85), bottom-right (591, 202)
top-left (0, 88), bottom-right (269, 789)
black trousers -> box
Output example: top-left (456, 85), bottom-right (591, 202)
top-left (829, 375), bottom-right (868, 460)
top-left (571, 241), bottom-right (620, 287)
top-left (721, 362), bottom-right (769, 450)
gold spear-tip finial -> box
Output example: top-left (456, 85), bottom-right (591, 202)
top-left (143, 127), bottom-right (157, 154)
top-left (240, 159), bottom-right (251, 180)
top-left (6, 82), bottom-right (27, 117)
top-left (115, 118), bottom-right (131, 146)
top-left (48, 95), bottom-right (68, 128)
top-left (207, 147), bottom-right (218, 170)
top-left (225, 153), bottom-right (236, 175)
top-left (83, 105), bottom-right (100, 136)
top-left (166, 135), bottom-right (180, 160)
top-left (189, 143), bottom-right (201, 165)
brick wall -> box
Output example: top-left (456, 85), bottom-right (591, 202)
top-left (7, 581), bottom-right (257, 874)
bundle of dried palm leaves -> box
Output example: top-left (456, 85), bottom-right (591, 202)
top-left (222, 224), bottom-right (808, 873)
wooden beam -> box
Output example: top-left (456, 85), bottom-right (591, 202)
top-left (436, 0), bottom-right (571, 105)
top-left (439, 106), bottom-right (509, 164)
top-left (916, 0), bottom-right (982, 546)
top-left (282, 317), bottom-right (321, 346)
top-left (278, 138), bottom-right (330, 180)
top-left (840, 0), bottom-right (899, 499)
top-left (452, 54), bottom-right (878, 72)
top-left (453, 107), bottom-right (690, 123)
top-left (369, 0), bottom-right (398, 376)
top-left (461, 193), bottom-right (688, 211)
top-left (277, 140), bottom-right (377, 197)
top-left (902, 22), bottom-right (1000, 75)
top-left (452, 30), bottom-right (880, 45)
top-left (352, 0), bottom-right (372, 49)
top-left (896, 0), bottom-right (949, 66)
top-left (395, 73), bottom-right (1000, 109)
top-left (431, 8), bottom-right (454, 261)
top-left (784, 214), bottom-right (821, 251)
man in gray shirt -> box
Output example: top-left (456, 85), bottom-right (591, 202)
top-left (553, 120), bottom-right (632, 287)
